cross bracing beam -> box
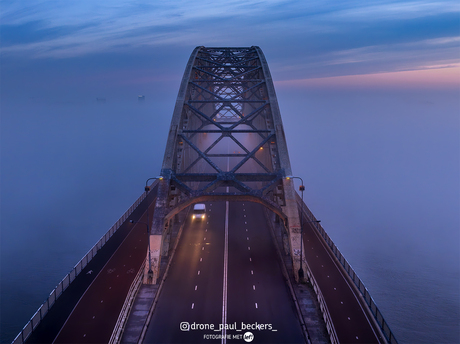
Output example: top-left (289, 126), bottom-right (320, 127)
top-left (163, 194), bottom-right (288, 225)
top-left (146, 47), bottom-right (304, 285)
top-left (173, 172), bottom-right (280, 182)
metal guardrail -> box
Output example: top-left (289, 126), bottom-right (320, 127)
top-left (263, 207), bottom-right (334, 344)
top-left (297, 195), bottom-right (398, 344)
top-left (302, 257), bottom-right (339, 344)
top-left (109, 259), bottom-right (146, 344)
top-left (12, 189), bottom-right (150, 344)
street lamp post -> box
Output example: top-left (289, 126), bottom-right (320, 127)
top-left (145, 176), bottom-right (163, 192)
top-left (134, 176), bottom-right (164, 282)
top-left (286, 176), bottom-right (320, 282)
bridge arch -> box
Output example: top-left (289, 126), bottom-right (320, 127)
top-left (146, 46), bottom-right (304, 284)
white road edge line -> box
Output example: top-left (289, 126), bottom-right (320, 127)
top-left (307, 212), bottom-right (382, 342)
top-left (222, 199), bottom-right (229, 344)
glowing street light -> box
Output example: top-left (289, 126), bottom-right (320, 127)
top-left (145, 176), bottom-right (163, 192)
top-left (285, 176), bottom-right (320, 281)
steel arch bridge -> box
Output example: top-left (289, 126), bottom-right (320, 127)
top-left (146, 46), bottom-right (302, 283)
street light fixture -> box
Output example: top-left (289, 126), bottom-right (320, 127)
top-left (285, 176), bottom-right (320, 281)
top-left (145, 176), bottom-right (163, 192)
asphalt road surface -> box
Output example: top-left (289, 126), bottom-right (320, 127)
top-left (144, 201), bottom-right (305, 344)
top-left (302, 218), bottom-right (384, 344)
top-left (52, 197), bottom-right (156, 344)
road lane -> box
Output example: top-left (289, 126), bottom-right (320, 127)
top-left (53, 198), bottom-right (156, 343)
top-left (227, 202), bottom-right (305, 344)
top-left (25, 187), bottom-right (158, 344)
top-left (144, 202), bottom-right (225, 343)
top-left (302, 218), bottom-right (384, 344)
top-left (144, 201), bottom-right (305, 344)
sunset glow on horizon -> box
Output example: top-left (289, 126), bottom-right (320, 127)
top-left (276, 64), bottom-right (460, 90)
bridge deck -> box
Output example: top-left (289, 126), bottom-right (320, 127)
top-left (301, 211), bottom-right (384, 343)
top-left (143, 201), bottom-right (306, 343)
top-left (24, 188), bottom-right (157, 344)
top-left (23, 193), bottom-right (384, 344)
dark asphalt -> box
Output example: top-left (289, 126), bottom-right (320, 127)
top-left (53, 197), bottom-right (156, 344)
top-left (144, 201), bottom-right (224, 344)
top-left (144, 201), bottom-right (305, 344)
top-left (25, 187), bottom-right (158, 344)
top-left (25, 182), bottom-right (383, 344)
top-left (302, 218), bottom-right (384, 344)
top-left (227, 202), bottom-right (305, 344)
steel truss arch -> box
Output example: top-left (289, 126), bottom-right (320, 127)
top-left (146, 47), bottom-right (302, 285)
top-left (161, 46), bottom-right (292, 199)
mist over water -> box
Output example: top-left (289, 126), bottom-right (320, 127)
top-left (278, 88), bottom-right (460, 343)
top-left (1, 89), bottom-right (459, 343)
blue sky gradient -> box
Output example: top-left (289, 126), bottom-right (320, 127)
top-left (1, 1), bottom-right (459, 81)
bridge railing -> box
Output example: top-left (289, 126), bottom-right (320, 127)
top-left (302, 254), bottom-right (339, 344)
top-left (109, 259), bottom-right (146, 344)
top-left (12, 187), bottom-right (154, 344)
top-left (297, 195), bottom-right (398, 344)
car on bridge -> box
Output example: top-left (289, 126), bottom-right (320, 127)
top-left (192, 203), bottom-right (206, 220)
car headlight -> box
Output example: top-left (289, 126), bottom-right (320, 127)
top-left (192, 215), bottom-right (196, 219)
top-left (202, 214), bottom-right (205, 219)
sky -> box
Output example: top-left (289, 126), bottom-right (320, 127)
top-left (1, 1), bottom-right (459, 343)
top-left (1, 0), bottom-right (459, 98)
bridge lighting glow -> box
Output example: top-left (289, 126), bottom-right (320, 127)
top-left (145, 176), bottom-right (164, 192)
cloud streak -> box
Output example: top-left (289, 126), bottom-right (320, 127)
top-left (0, 0), bottom-right (458, 88)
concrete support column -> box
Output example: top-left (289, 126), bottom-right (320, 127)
top-left (281, 178), bottom-right (305, 283)
top-left (161, 229), bottom-right (170, 257)
top-left (144, 234), bottom-right (163, 284)
top-left (143, 177), bottom-right (170, 285)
